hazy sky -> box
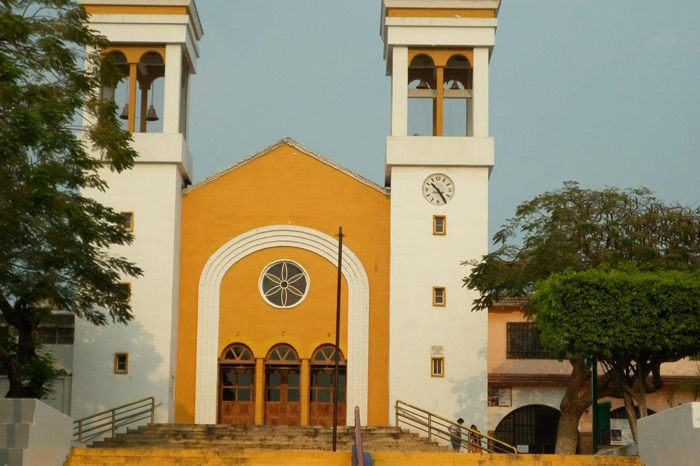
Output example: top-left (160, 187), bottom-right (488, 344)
top-left (187, 1), bottom-right (700, 247)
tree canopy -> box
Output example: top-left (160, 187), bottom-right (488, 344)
top-left (534, 267), bottom-right (700, 438)
top-left (463, 182), bottom-right (700, 453)
top-left (534, 268), bottom-right (700, 362)
top-left (465, 181), bottom-right (700, 312)
top-left (0, 0), bottom-right (141, 397)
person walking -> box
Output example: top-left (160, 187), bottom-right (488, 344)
top-left (449, 418), bottom-right (464, 452)
top-left (469, 424), bottom-right (482, 453)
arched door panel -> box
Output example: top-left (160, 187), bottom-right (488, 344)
top-left (218, 343), bottom-right (255, 425)
top-left (309, 345), bottom-right (346, 426)
top-left (265, 344), bottom-right (301, 426)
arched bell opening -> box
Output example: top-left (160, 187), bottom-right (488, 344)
top-left (135, 51), bottom-right (165, 133)
top-left (309, 345), bottom-right (346, 426)
top-left (265, 344), bottom-right (301, 426)
top-left (218, 343), bottom-right (256, 425)
top-left (443, 54), bottom-right (472, 136)
top-left (102, 51), bottom-right (130, 131)
top-left (408, 54), bottom-right (435, 136)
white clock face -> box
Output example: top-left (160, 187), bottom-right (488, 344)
top-left (422, 173), bottom-right (454, 205)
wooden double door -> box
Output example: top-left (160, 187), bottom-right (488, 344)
top-left (219, 365), bottom-right (255, 425)
top-left (265, 366), bottom-right (301, 425)
top-left (309, 366), bottom-right (346, 426)
top-left (217, 343), bottom-right (347, 426)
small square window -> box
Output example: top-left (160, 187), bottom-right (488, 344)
top-left (431, 357), bottom-right (444, 377)
top-left (118, 282), bottom-right (132, 302)
top-left (433, 287), bottom-right (446, 306)
top-left (120, 212), bottom-right (134, 232)
top-left (114, 353), bottom-right (129, 374)
top-left (433, 215), bottom-right (446, 235)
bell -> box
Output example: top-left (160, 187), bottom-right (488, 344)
top-left (450, 80), bottom-right (460, 90)
top-left (416, 79), bottom-right (430, 90)
top-left (146, 105), bottom-right (159, 122)
top-left (119, 103), bottom-right (129, 120)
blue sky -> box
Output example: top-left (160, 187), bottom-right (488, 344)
top-left (188, 1), bottom-right (700, 248)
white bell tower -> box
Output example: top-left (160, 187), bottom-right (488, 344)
top-left (71, 0), bottom-right (203, 422)
top-left (381, 0), bottom-right (500, 427)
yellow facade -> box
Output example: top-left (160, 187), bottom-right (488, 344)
top-left (175, 140), bottom-right (391, 425)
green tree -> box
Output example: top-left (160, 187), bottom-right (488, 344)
top-left (533, 267), bottom-right (700, 440)
top-left (463, 182), bottom-right (700, 453)
top-left (0, 0), bottom-right (141, 398)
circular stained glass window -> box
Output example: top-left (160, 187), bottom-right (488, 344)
top-left (259, 260), bottom-right (309, 308)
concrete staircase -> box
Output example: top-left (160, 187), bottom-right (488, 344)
top-left (87, 423), bottom-right (446, 451)
top-left (63, 423), bottom-right (444, 465)
top-left (63, 424), bottom-right (646, 465)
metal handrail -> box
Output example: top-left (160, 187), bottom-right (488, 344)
top-left (73, 396), bottom-right (155, 444)
top-left (353, 406), bottom-right (365, 466)
top-left (394, 399), bottom-right (517, 454)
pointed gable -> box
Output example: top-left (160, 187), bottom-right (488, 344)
top-left (185, 138), bottom-right (387, 195)
top-left (179, 138), bottom-right (390, 283)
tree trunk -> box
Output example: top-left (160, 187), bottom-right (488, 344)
top-left (555, 358), bottom-right (591, 454)
top-left (0, 299), bottom-right (40, 398)
top-left (623, 390), bottom-right (638, 442)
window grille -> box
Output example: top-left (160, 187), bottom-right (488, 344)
top-left (37, 327), bottom-right (74, 344)
top-left (506, 323), bottom-right (552, 359)
top-left (114, 353), bottom-right (129, 374)
top-left (120, 212), bottom-right (134, 231)
top-left (433, 215), bottom-right (446, 235)
top-left (433, 287), bottom-right (446, 306)
top-left (431, 357), bottom-right (444, 377)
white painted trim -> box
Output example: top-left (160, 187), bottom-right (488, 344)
top-left (164, 44), bottom-right (183, 134)
top-left (391, 46), bottom-right (408, 137)
top-left (195, 225), bottom-right (370, 424)
top-left (472, 47), bottom-right (490, 137)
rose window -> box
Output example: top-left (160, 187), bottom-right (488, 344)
top-left (259, 260), bottom-right (309, 308)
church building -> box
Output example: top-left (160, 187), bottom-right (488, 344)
top-left (68, 0), bottom-right (500, 431)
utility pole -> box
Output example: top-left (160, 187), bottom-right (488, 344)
top-left (332, 226), bottom-right (344, 452)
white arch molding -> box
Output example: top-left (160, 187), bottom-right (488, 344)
top-left (194, 225), bottom-right (370, 424)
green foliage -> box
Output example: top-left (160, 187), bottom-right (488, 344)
top-left (533, 268), bottom-right (700, 361)
top-left (463, 182), bottom-right (700, 449)
top-left (0, 1), bottom-right (141, 397)
top-left (0, 325), bottom-right (66, 399)
top-left (464, 182), bottom-right (700, 312)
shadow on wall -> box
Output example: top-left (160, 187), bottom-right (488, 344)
top-left (449, 340), bottom-right (488, 425)
top-left (71, 319), bottom-right (164, 420)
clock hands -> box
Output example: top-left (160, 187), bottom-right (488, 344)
top-left (430, 183), bottom-right (448, 204)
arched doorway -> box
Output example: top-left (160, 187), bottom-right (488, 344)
top-left (265, 344), bottom-right (301, 425)
top-left (495, 404), bottom-right (560, 454)
top-left (218, 343), bottom-right (255, 425)
top-left (309, 345), bottom-right (346, 426)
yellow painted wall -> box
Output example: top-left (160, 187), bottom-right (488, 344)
top-left (218, 247), bottom-right (348, 360)
top-left (175, 141), bottom-right (391, 425)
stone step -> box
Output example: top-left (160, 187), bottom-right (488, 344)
top-left (91, 441), bottom-right (443, 452)
top-left (86, 423), bottom-right (448, 455)
top-left (64, 448), bottom-right (350, 465)
top-left (371, 452), bottom-right (646, 465)
top-left (64, 448), bottom-right (646, 466)
top-left (124, 431), bottom-right (413, 439)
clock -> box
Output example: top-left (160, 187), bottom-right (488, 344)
top-left (422, 173), bottom-right (454, 205)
